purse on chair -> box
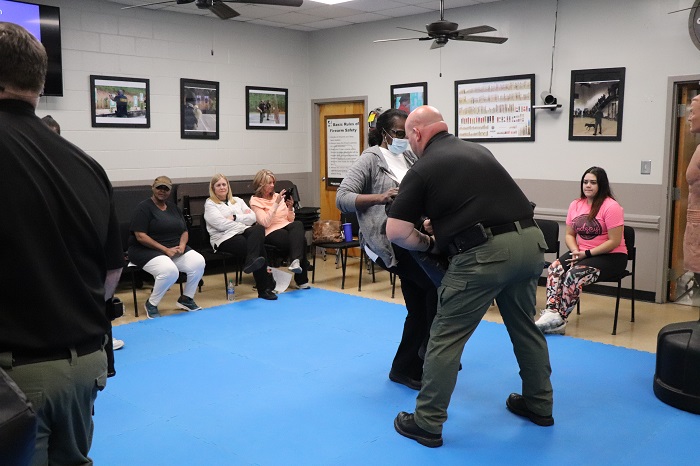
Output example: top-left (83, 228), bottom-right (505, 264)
top-left (312, 220), bottom-right (344, 243)
top-left (0, 366), bottom-right (38, 466)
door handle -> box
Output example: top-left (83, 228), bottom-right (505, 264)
top-left (322, 177), bottom-right (326, 181)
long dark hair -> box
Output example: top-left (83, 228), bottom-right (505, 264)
top-left (579, 166), bottom-right (614, 220)
top-left (373, 108), bottom-right (408, 146)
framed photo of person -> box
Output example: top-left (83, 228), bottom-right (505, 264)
top-left (454, 74), bottom-right (535, 142)
top-left (568, 67), bottom-right (626, 141)
top-left (90, 75), bottom-right (150, 128)
top-left (390, 82), bottom-right (427, 114)
top-left (180, 78), bottom-right (219, 139)
top-left (245, 86), bottom-right (288, 130)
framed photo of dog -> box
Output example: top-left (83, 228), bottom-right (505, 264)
top-left (568, 67), bottom-right (626, 141)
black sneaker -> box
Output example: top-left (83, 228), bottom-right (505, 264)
top-left (243, 256), bottom-right (265, 274)
top-left (506, 393), bottom-right (554, 426)
top-left (389, 370), bottom-right (421, 390)
top-left (393, 412), bottom-right (443, 448)
top-left (176, 295), bottom-right (202, 312)
top-left (144, 300), bottom-right (161, 319)
top-left (258, 289), bottom-right (278, 300)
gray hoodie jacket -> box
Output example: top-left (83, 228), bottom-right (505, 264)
top-left (336, 146), bottom-right (417, 268)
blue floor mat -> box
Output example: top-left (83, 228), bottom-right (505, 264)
top-left (92, 288), bottom-right (699, 465)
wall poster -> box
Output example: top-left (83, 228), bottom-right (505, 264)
top-left (325, 115), bottom-right (363, 187)
top-left (454, 74), bottom-right (535, 142)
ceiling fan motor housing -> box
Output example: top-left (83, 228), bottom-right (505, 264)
top-left (427, 20), bottom-right (459, 36)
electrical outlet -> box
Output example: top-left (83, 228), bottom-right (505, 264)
top-left (641, 160), bottom-right (651, 175)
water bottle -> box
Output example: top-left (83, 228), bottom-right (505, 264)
top-left (227, 279), bottom-right (235, 302)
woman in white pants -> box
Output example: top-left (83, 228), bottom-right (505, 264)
top-left (127, 176), bottom-right (205, 318)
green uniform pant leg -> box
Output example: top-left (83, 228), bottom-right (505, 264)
top-left (7, 348), bottom-right (108, 466)
top-left (414, 237), bottom-right (510, 433)
top-left (414, 226), bottom-right (552, 433)
top-left (495, 267), bottom-right (553, 414)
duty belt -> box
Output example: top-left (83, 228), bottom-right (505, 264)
top-left (1, 336), bottom-right (106, 368)
top-left (448, 218), bottom-right (537, 256)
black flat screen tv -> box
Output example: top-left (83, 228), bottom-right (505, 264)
top-left (0, 0), bottom-right (63, 96)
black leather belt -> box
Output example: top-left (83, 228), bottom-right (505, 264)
top-left (488, 217), bottom-right (537, 236)
top-left (8, 336), bottom-right (105, 367)
top-left (448, 218), bottom-right (537, 256)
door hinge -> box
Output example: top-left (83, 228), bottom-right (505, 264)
top-left (672, 186), bottom-right (681, 201)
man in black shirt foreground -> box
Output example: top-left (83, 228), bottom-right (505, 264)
top-left (0, 22), bottom-right (124, 464)
top-left (386, 105), bottom-right (554, 447)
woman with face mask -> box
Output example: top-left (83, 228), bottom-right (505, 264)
top-left (336, 108), bottom-right (438, 391)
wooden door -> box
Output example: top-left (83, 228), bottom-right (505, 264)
top-left (668, 83), bottom-right (700, 301)
top-left (318, 101), bottom-right (365, 221)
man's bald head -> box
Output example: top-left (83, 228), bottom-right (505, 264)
top-left (405, 105), bottom-right (449, 157)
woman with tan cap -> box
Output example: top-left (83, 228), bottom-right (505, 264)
top-left (127, 176), bottom-right (206, 318)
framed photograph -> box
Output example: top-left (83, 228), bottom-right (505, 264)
top-left (568, 67), bottom-right (626, 141)
top-left (454, 74), bottom-right (535, 142)
top-left (90, 75), bottom-right (150, 128)
top-left (181, 78), bottom-right (219, 139)
top-left (245, 86), bottom-right (288, 130)
top-left (390, 82), bottom-right (427, 113)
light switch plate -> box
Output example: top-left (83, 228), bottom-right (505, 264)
top-left (641, 160), bottom-right (651, 175)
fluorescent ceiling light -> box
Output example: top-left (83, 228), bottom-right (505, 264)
top-left (308, 0), bottom-right (353, 5)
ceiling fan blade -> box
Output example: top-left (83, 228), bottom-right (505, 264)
top-left (210, 0), bottom-right (239, 19)
top-left (453, 25), bottom-right (496, 36)
top-left (223, 0), bottom-right (303, 6)
top-left (121, 0), bottom-right (188, 10)
top-left (430, 40), bottom-right (446, 50)
top-left (397, 26), bottom-right (428, 34)
top-left (374, 37), bottom-right (424, 43)
top-left (454, 35), bottom-right (508, 44)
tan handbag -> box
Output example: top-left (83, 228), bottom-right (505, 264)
top-left (312, 219), bottom-right (343, 243)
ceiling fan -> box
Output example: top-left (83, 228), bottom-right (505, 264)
top-left (374, 0), bottom-right (508, 50)
top-left (121, 0), bottom-right (303, 20)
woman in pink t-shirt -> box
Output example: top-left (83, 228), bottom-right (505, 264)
top-left (536, 167), bottom-right (628, 335)
top-left (250, 169), bottom-right (310, 289)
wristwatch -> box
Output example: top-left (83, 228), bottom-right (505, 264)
top-left (585, 249), bottom-right (592, 258)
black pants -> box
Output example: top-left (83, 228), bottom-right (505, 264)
top-left (266, 221), bottom-right (309, 286)
top-left (376, 245), bottom-right (438, 381)
top-left (217, 225), bottom-right (273, 292)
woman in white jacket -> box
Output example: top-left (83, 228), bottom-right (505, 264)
top-left (204, 174), bottom-right (277, 300)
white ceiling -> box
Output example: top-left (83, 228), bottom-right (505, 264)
top-left (107, 0), bottom-right (504, 32)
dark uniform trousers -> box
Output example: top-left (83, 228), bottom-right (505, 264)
top-left (414, 224), bottom-right (554, 434)
top-left (1, 344), bottom-right (108, 466)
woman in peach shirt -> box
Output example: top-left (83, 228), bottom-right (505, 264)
top-left (249, 169), bottom-right (310, 289)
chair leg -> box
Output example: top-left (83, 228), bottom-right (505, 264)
top-left (630, 276), bottom-right (635, 323)
top-left (130, 268), bottom-right (139, 317)
top-left (340, 248), bottom-right (348, 290)
top-left (358, 248), bottom-right (364, 292)
top-left (222, 257), bottom-right (229, 300)
top-left (312, 248), bottom-right (317, 284)
top-left (612, 280), bottom-right (622, 335)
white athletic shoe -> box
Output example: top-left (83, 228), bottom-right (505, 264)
top-left (288, 259), bottom-right (302, 274)
top-left (112, 339), bottom-right (125, 350)
top-left (535, 310), bottom-right (567, 335)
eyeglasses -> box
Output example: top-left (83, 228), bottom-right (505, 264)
top-left (383, 128), bottom-right (406, 139)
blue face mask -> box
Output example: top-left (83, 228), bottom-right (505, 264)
top-left (388, 137), bottom-right (409, 154)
